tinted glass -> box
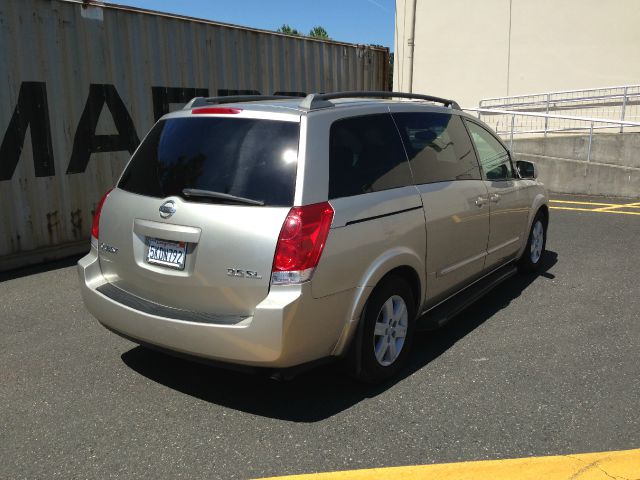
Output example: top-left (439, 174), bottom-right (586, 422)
top-left (393, 112), bottom-right (481, 184)
top-left (329, 114), bottom-right (412, 199)
top-left (118, 117), bottom-right (299, 206)
top-left (465, 121), bottom-right (513, 181)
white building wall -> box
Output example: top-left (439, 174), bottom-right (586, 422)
top-left (395, 0), bottom-right (640, 108)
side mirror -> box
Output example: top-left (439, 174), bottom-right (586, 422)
top-left (516, 160), bottom-right (537, 179)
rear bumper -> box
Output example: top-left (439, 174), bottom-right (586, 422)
top-left (77, 248), bottom-right (354, 368)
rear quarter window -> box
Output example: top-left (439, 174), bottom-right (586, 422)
top-left (329, 114), bottom-right (412, 199)
top-left (118, 117), bottom-right (300, 206)
top-left (392, 112), bottom-right (481, 184)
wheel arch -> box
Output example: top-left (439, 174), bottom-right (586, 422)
top-left (331, 253), bottom-right (425, 357)
top-left (376, 266), bottom-right (422, 313)
top-left (538, 203), bottom-right (549, 226)
top-left (516, 192), bottom-right (549, 259)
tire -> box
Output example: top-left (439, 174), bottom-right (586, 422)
top-left (346, 276), bottom-right (416, 383)
top-left (517, 211), bottom-right (547, 273)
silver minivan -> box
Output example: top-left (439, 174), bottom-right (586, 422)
top-left (78, 92), bottom-right (549, 382)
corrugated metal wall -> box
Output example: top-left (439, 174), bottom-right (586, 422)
top-left (0, 0), bottom-right (389, 270)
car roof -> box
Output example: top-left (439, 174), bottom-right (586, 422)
top-left (160, 92), bottom-right (463, 121)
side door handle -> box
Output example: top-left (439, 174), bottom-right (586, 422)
top-left (475, 196), bottom-right (488, 207)
top-left (490, 194), bottom-right (501, 203)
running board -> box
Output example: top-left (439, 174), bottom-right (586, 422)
top-left (417, 264), bottom-right (518, 331)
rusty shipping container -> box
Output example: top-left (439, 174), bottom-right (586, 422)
top-left (0, 0), bottom-right (390, 271)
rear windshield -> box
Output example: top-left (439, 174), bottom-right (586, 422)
top-left (118, 117), bottom-right (300, 206)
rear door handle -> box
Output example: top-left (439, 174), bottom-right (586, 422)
top-left (475, 196), bottom-right (488, 207)
top-left (490, 194), bottom-right (501, 203)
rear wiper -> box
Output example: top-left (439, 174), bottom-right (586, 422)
top-left (182, 188), bottom-right (264, 206)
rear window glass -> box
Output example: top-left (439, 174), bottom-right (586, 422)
top-left (118, 117), bottom-right (300, 206)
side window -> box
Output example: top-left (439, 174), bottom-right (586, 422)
top-left (392, 112), bottom-right (481, 184)
top-left (465, 121), bottom-right (513, 181)
top-left (329, 114), bottom-right (412, 199)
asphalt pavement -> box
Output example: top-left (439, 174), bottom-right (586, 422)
top-left (1, 196), bottom-right (639, 479)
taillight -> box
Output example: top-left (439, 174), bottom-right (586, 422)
top-left (271, 202), bottom-right (334, 285)
top-left (192, 107), bottom-right (242, 115)
top-left (91, 188), bottom-right (113, 242)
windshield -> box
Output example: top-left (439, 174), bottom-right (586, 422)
top-left (118, 117), bottom-right (300, 206)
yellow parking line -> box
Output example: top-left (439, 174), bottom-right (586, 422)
top-left (550, 199), bottom-right (640, 212)
top-left (550, 206), bottom-right (640, 216)
top-left (550, 206), bottom-right (599, 212)
top-left (593, 206), bottom-right (628, 212)
top-left (592, 202), bottom-right (640, 212)
top-left (257, 448), bottom-right (640, 480)
top-left (549, 198), bottom-right (640, 215)
top-left (549, 200), bottom-right (620, 206)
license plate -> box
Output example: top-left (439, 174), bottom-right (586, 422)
top-left (146, 238), bottom-right (186, 270)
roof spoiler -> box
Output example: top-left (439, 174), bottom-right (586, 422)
top-left (183, 95), bottom-right (298, 109)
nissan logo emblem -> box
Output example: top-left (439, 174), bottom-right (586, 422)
top-left (159, 200), bottom-right (176, 219)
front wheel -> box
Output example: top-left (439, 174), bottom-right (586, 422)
top-left (346, 276), bottom-right (416, 383)
top-left (518, 211), bottom-right (547, 273)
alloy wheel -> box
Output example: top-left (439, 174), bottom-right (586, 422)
top-left (530, 220), bottom-right (544, 264)
top-left (373, 295), bottom-right (409, 367)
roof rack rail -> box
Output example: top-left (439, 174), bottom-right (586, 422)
top-left (184, 95), bottom-right (298, 110)
top-left (299, 91), bottom-right (461, 110)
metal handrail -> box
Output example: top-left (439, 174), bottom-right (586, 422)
top-left (480, 84), bottom-right (640, 103)
top-left (478, 85), bottom-right (640, 133)
top-left (466, 108), bottom-right (640, 127)
top-left (478, 94), bottom-right (639, 111)
top-left (464, 108), bottom-right (640, 162)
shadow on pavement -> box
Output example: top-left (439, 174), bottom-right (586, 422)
top-left (122, 251), bottom-right (558, 423)
top-left (0, 254), bottom-right (84, 282)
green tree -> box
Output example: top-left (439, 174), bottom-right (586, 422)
top-left (277, 24), bottom-right (302, 36)
top-left (308, 26), bottom-right (330, 39)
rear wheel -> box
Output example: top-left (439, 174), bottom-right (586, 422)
top-left (346, 276), bottom-right (416, 383)
top-left (518, 211), bottom-right (547, 273)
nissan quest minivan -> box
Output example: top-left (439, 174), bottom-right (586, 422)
top-left (78, 92), bottom-right (549, 383)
